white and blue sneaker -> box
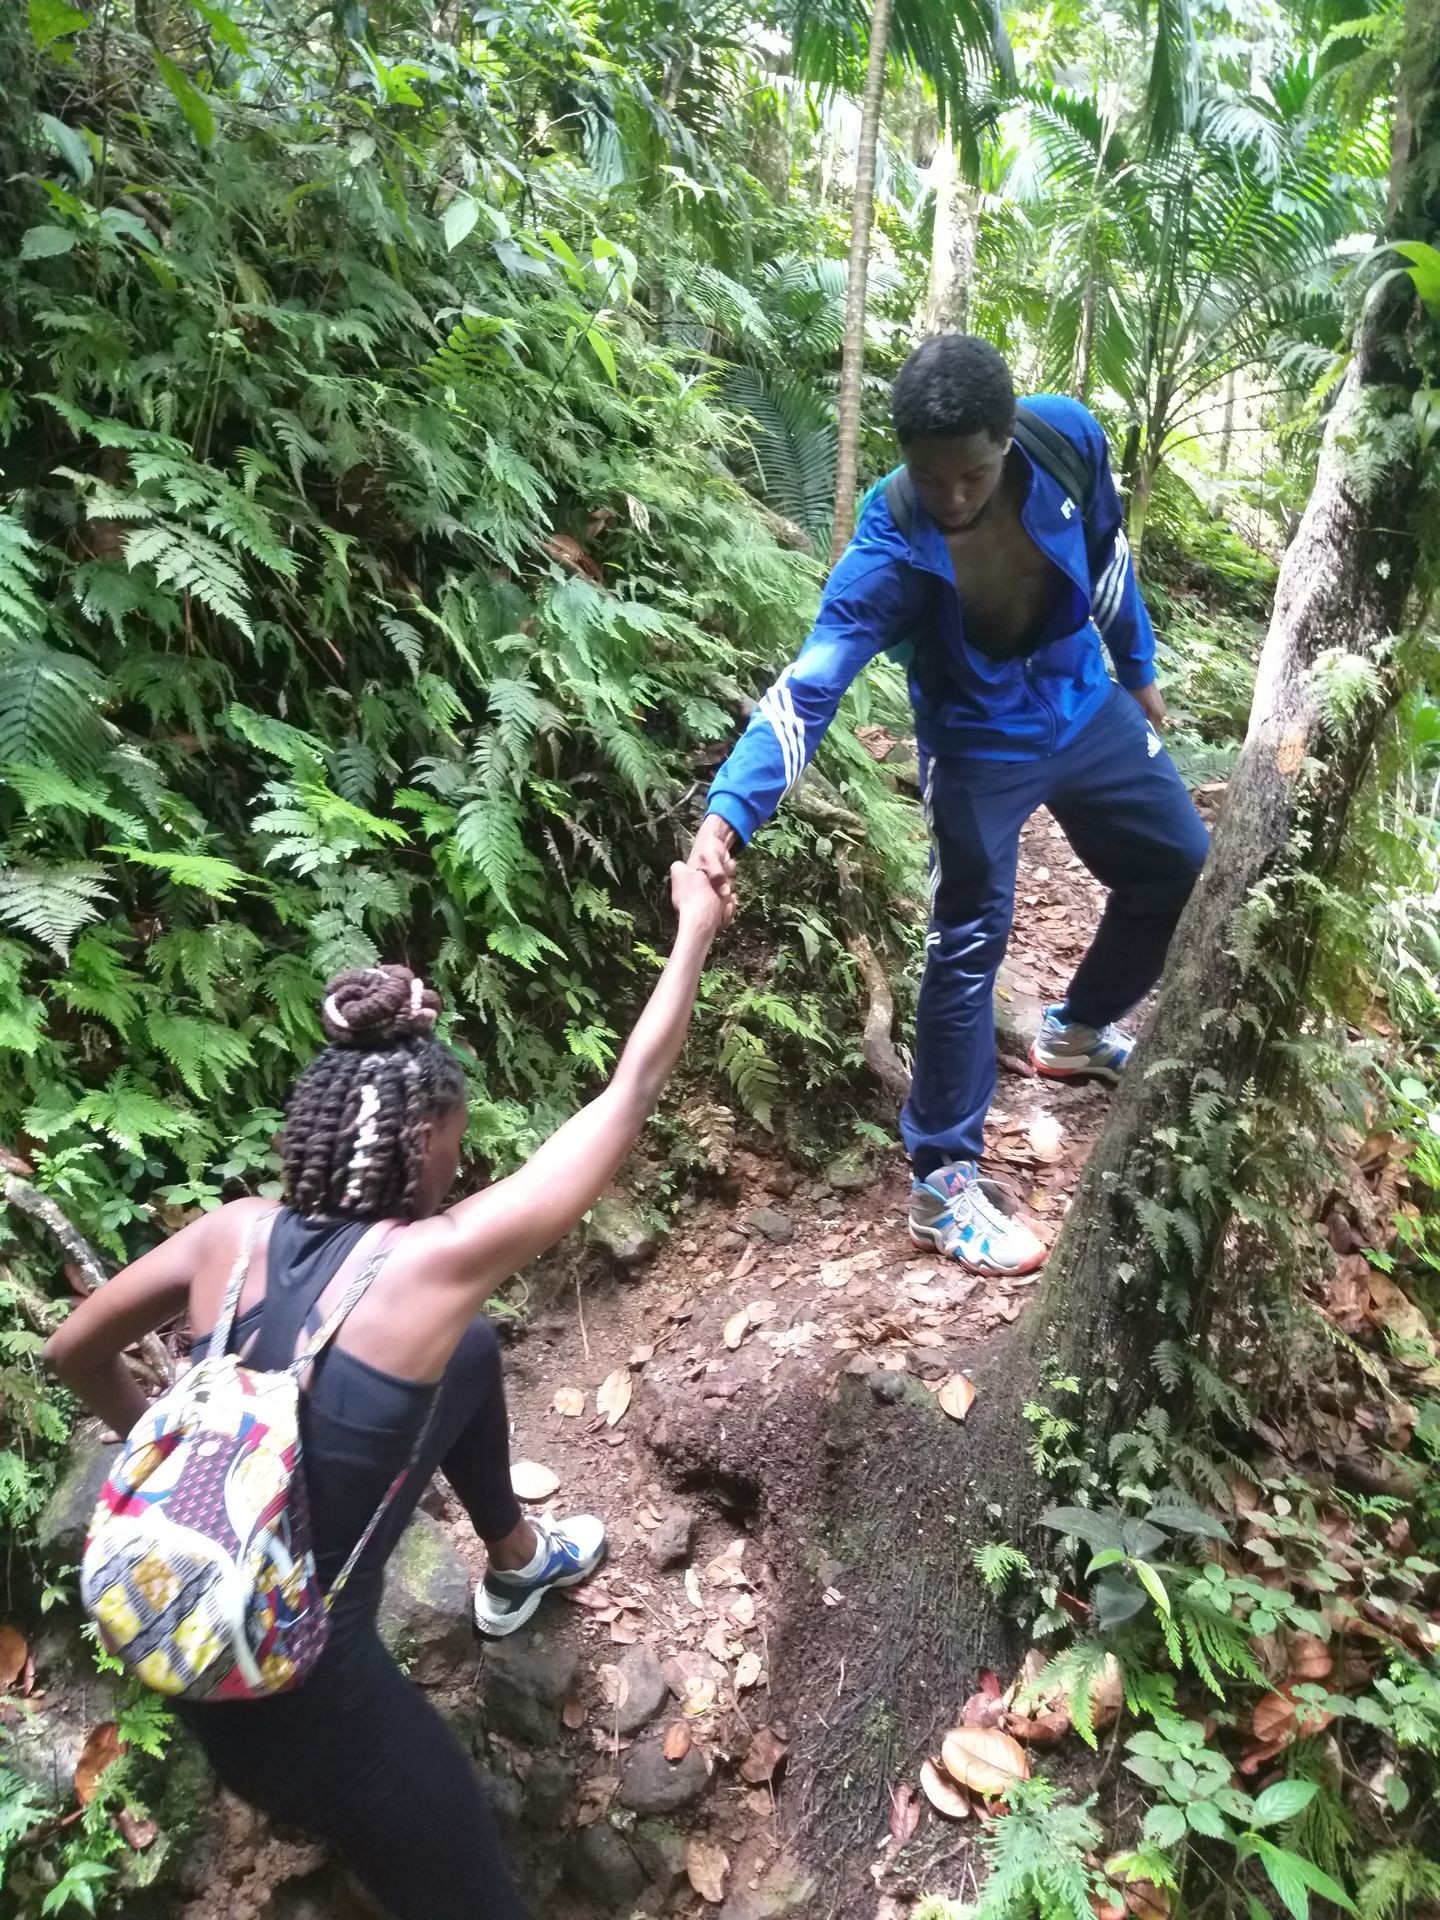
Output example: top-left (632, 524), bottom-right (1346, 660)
top-left (474, 1514), bottom-right (608, 1638)
top-left (1030, 1004), bottom-right (1134, 1084)
top-left (908, 1161), bottom-right (1046, 1277)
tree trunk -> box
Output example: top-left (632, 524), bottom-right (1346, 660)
top-left (829, 0), bottom-right (894, 563)
top-left (1218, 371), bottom-right (1237, 476)
top-left (1029, 29), bottom-right (1436, 1444)
top-left (921, 134), bottom-right (977, 337)
top-left (1075, 258), bottom-right (1097, 400)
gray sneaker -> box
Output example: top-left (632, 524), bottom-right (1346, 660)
top-left (908, 1161), bottom-right (1046, 1276)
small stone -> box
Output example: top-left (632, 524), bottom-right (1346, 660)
top-left (618, 1734), bottom-right (711, 1814)
top-left (565, 1821), bottom-right (645, 1907)
top-left (868, 1369), bottom-right (906, 1404)
top-left (481, 1633), bottom-right (581, 1746)
top-left (36, 1424), bottom-right (120, 1564)
top-left (715, 1230), bottom-right (747, 1256)
top-left (825, 1151), bottom-right (871, 1193)
top-left (765, 1164), bottom-right (799, 1199)
top-left (746, 1208), bottom-right (793, 1246)
top-left (647, 1506), bottom-right (696, 1572)
top-left (522, 1751), bottom-right (576, 1826)
top-left (630, 1817), bottom-right (689, 1893)
top-left (614, 1643), bottom-right (668, 1736)
top-left (377, 1513), bottom-right (473, 1684)
top-left (589, 1194), bottom-right (660, 1268)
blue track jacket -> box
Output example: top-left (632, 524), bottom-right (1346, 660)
top-left (706, 394), bottom-right (1156, 845)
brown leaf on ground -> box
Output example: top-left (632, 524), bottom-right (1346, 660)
top-left (723, 1310), bottom-right (750, 1351)
top-left (510, 1460), bottom-right (560, 1502)
top-left (75, 1723), bottom-right (124, 1805)
top-left (745, 1298), bottom-right (779, 1323)
top-left (552, 1387), bottom-right (585, 1418)
top-left (734, 1650), bottom-right (763, 1692)
top-left (1090, 1655), bottom-right (1124, 1730)
top-left (575, 1774), bottom-right (620, 1828)
top-left (728, 1245), bottom-right (759, 1282)
top-left (935, 1373), bottom-right (976, 1422)
top-left (540, 533), bottom-right (603, 581)
top-left (920, 1758), bottom-right (971, 1820)
top-left (628, 1342), bottom-right (656, 1366)
top-left (1028, 1115), bottom-right (1064, 1163)
top-left (609, 1619), bottom-right (642, 1646)
top-left (687, 1837), bottom-right (729, 1904)
top-left (1006, 1707), bottom-right (1070, 1745)
top-left (941, 1726), bottom-right (1030, 1797)
top-left (562, 1696), bottom-right (587, 1730)
top-left (1367, 1273), bottom-right (1438, 1357)
top-left (1323, 1255), bottom-right (1373, 1334)
top-left (740, 1726), bottom-right (788, 1785)
top-left (664, 1723), bottom-right (692, 1762)
top-left (1286, 1633), bottom-right (1334, 1682)
top-left (0, 1626), bottom-right (28, 1692)
top-left (116, 1808), bottom-right (158, 1851)
top-left (596, 1368), bottom-right (632, 1426)
top-left (888, 1782), bottom-right (921, 1847)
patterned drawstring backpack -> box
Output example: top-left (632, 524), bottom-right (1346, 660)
top-left (81, 1215), bottom-right (425, 1702)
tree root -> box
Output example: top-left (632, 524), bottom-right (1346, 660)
top-left (836, 852), bottom-right (912, 1100)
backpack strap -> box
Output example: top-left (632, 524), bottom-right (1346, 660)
top-left (209, 1213), bottom-right (270, 1360)
top-left (884, 469), bottom-right (916, 539)
top-left (1012, 406), bottom-right (1096, 516)
top-left (287, 1239), bottom-right (394, 1379)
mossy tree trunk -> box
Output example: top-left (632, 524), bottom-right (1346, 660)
top-left (1027, 4), bottom-right (1439, 1447)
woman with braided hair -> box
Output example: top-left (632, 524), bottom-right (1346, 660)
top-left (45, 863), bottom-right (731, 1920)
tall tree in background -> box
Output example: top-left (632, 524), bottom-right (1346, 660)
top-left (789, 0), bottom-right (1012, 560)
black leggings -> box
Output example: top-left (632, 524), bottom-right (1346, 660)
top-left (180, 1317), bottom-right (528, 1920)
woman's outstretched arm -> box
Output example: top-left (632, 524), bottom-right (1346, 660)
top-left (429, 863), bottom-right (728, 1292)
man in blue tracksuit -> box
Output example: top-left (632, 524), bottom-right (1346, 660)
top-left (688, 334), bottom-right (1210, 1275)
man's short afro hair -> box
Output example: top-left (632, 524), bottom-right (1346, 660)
top-left (891, 334), bottom-right (1016, 447)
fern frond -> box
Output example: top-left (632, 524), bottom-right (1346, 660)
top-left (0, 863), bottom-right (111, 957)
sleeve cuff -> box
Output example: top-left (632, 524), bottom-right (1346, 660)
top-left (1114, 660), bottom-right (1156, 691)
top-left (705, 791), bottom-right (764, 846)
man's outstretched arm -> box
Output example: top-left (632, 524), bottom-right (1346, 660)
top-left (689, 550), bottom-right (915, 885)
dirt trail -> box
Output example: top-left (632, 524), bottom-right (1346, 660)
top-left (186, 813), bottom-right (1129, 1919)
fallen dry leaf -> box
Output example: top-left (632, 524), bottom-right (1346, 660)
top-left (1089, 1654), bottom-right (1124, 1730)
top-left (888, 1781), bottom-right (921, 1847)
top-left (936, 1373), bottom-right (977, 1422)
top-left (723, 1309), bottom-right (750, 1351)
top-left (552, 1387), bottom-right (585, 1418)
top-left (920, 1757), bottom-right (972, 1819)
top-left (1367, 1272), bottom-right (1437, 1357)
top-left (575, 1773), bottom-right (619, 1828)
top-left (687, 1836), bottom-right (729, 1905)
top-left (746, 1298), bottom-right (779, 1323)
top-left (562, 1696), bottom-right (587, 1730)
top-left (940, 1725), bottom-right (1030, 1797)
top-left (663, 1722), bottom-right (692, 1762)
top-left (116, 1808), bottom-right (158, 1851)
top-left (597, 1664), bottom-right (629, 1710)
top-left (1287, 1633), bottom-right (1334, 1682)
top-left (740, 1726), bottom-right (788, 1785)
top-left (510, 1460), bottom-right (560, 1502)
top-left (629, 1342), bottom-right (656, 1366)
top-left (819, 1248), bottom-right (884, 1289)
top-left (609, 1619), bottom-right (642, 1646)
top-left (1028, 1115), bottom-right (1064, 1163)
top-left (734, 1650), bottom-right (763, 1692)
top-left (0, 1626), bottom-right (27, 1692)
top-left (596, 1367), bottom-right (632, 1426)
top-left (75, 1723), bottom-right (123, 1805)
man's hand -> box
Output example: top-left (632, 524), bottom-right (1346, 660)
top-left (686, 813), bottom-right (738, 910)
top-left (1130, 681), bottom-right (1167, 729)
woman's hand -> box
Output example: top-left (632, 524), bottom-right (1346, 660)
top-left (686, 813), bottom-right (738, 910)
top-left (670, 860), bottom-right (733, 936)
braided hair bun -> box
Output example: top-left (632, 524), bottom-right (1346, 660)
top-left (319, 965), bottom-right (442, 1048)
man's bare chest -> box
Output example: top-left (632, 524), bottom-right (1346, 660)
top-left (945, 511), bottom-right (1067, 659)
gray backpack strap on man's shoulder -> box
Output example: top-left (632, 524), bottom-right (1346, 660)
top-left (882, 407), bottom-right (1095, 539)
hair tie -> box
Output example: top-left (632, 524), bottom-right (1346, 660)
top-left (323, 992), bottom-right (351, 1032)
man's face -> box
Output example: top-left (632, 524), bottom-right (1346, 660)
top-left (904, 431), bottom-right (1011, 534)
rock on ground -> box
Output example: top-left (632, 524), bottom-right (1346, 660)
top-left (646, 1504), bottom-right (695, 1571)
top-left (613, 1642), bottom-right (668, 1736)
top-left (479, 1632), bottom-right (580, 1747)
top-left (565, 1821), bottom-right (647, 1908)
top-left (618, 1734), bottom-right (710, 1815)
top-left (376, 1512), bottom-right (475, 1685)
top-left (588, 1194), bottom-right (660, 1268)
